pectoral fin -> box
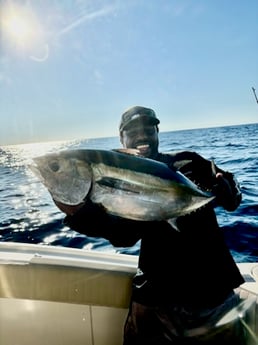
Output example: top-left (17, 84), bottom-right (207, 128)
top-left (167, 217), bottom-right (180, 232)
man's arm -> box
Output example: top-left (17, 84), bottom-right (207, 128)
top-left (162, 151), bottom-right (242, 212)
top-left (54, 199), bottom-right (142, 247)
top-left (212, 169), bottom-right (242, 211)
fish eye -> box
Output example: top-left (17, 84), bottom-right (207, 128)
top-left (49, 160), bottom-right (60, 172)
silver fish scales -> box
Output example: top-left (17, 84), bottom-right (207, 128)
top-left (30, 149), bottom-right (214, 223)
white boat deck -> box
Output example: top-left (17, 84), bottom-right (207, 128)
top-left (0, 242), bottom-right (257, 345)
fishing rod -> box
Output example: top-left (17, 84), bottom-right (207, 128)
top-left (252, 87), bottom-right (258, 104)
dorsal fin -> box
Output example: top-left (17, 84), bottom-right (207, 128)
top-left (173, 160), bottom-right (192, 170)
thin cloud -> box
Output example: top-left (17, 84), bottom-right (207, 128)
top-left (57, 5), bottom-right (117, 37)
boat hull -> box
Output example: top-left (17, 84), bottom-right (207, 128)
top-left (0, 243), bottom-right (257, 345)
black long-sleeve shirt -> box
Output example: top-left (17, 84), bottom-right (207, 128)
top-left (64, 150), bottom-right (244, 309)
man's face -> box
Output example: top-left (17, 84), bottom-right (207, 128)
top-left (120, 121), bottom-right (159, 159)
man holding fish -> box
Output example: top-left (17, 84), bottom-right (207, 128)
top-left (34, 106), bottom-right (246, 344)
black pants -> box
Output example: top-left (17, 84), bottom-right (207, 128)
top-left (123, 293), bottom-right (251, 345)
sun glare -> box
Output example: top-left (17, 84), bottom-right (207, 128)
top-left (4, 14), bottom-right (33, 42)
top-left (1, 3), bottom-right (43, 51)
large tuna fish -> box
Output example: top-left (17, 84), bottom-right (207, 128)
top-left (30, 149), bottom-right (214, 222)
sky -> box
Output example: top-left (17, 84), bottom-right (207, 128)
top-left (0, 0), bottom-right (257, 146)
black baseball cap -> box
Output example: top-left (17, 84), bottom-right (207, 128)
top-left (119, 106), bottom-right (160, 132)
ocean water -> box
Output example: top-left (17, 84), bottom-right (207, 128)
top-left (0, 123), bottom-right (257, 262)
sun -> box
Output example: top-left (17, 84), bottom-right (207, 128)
top-left (3, 13), bottom-right (33, 42)
top-left (1, 3), bottom-right (41, 49)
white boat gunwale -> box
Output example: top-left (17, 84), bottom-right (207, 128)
top-left (0, 242), bottom-right (258, 345)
